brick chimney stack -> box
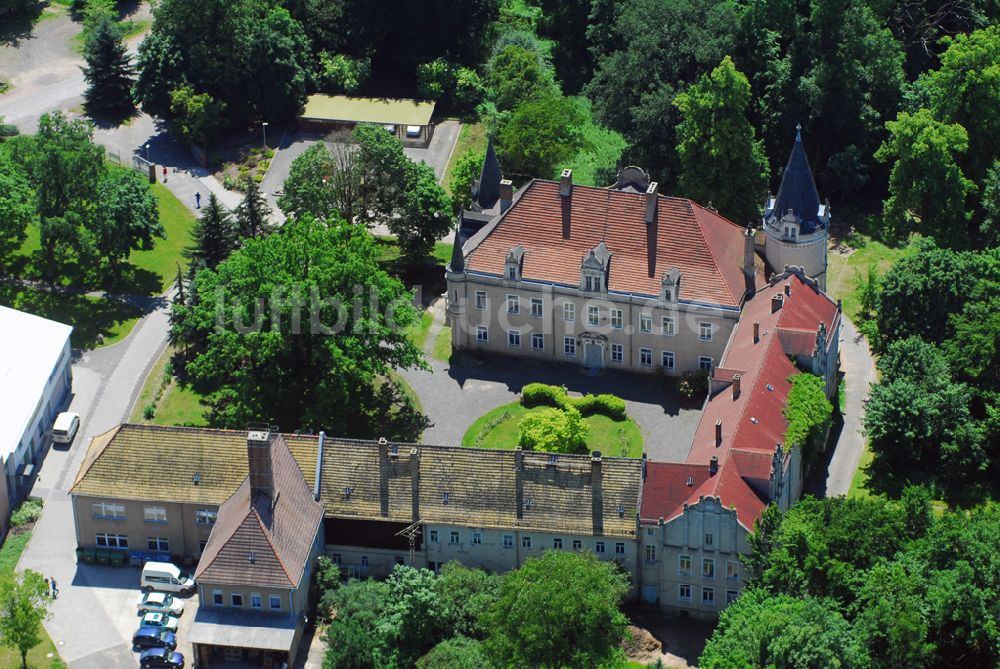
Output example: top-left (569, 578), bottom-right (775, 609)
top-left (732, 374), bottom-right (741, 400)
top-left (378, 437), bottom-right (389, 517)
top-left (499, 179), bottom-right (513, 214)
top-left (644, 182), bottom-right (659, 224)
top-left (710, 456), bottom-right (718, 476)
top-left (247, 427), bottom-right (275, 503)
top-left (715, 420), bottom-right (722, 447)
top-left (560, 169), bottom-right (573, 197)
top-left (753, 320), bottom-right (760, 343)
top-left (771, 294), bottom-right (783, 313)
top-left (514, 447), bottom-right (524, 520)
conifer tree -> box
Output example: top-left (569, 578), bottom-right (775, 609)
top-left (185, 193), bottom-right (237, 269)
top-left (234, 178), bottom-right (272, 239)
top-left (81, 14), bottom-right (135, 118)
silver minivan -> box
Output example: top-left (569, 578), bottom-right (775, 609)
top-left (141, 562), bottom-right (196, 596)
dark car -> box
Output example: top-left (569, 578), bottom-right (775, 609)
top-left (132, 627), bottom-right (176, 651)
top-left (139, 648), bottom-right (185, 669)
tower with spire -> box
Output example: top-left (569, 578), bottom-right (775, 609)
top-left (761, 125), bottom-right (830, 290)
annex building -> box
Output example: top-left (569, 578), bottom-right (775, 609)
top-left (0, 305), bottom-right (73, 534)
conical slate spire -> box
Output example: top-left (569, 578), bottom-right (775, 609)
top-left (449, 225), bottom-right (465, 272)
top-left (473, 136), bottom-right (502, 210)
top-left (772, 125), bottom-right (823, 233)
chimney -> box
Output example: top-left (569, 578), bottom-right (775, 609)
top-left (784, 283), bottom-right (791, 297)
top-left (641, 452), bottom-right (648, 480)
top-left (499, 179), bottom-right (513, 213)
top-left (644, 182), bottom-right (659, 224)
top-left (715, 420), bottom-right (722, 447)
top-left (753, 320), bottom-right (760, 344)
top-left (771, 294), bottom-right (783, 313)
top-left (560, 169), bottom-right (573, 197)
top-left (514, 447), bottom-right (524, 520)
top-left (378, 437), bottom-right (389, 517)
top-left (732, 374), bottom-right (741, 400)
top-left (591, 451), bottom-right (604, 536)
top-left (247, 427), bottom-right (274, 503)
top-left (709, 456), bottom-right (718, 476)
top-left (743, 225), bottom-right (756, 296)
top-left (410, 448), bottom-right (420, 522)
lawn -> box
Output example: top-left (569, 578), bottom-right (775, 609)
top-left (0, 283), bottom-right (143, 349)
top-left (443, 122), bottom-right (487, 195)
top-left (432, 324), bottom-right (452, 362)
top-left (408, 309), bottom-right (434, 351)
top-left (847, 443), bottom-right (874, 499)
top-left (825, 234), bottom-right (915, 322)
top-left (130, 345), bottom-right (210, 426)
top-left (463, 402), bottom-right (644, 458)
top-left (13, 174), bottom-right (196, 296)
top-left (0, 529), bottom-right (67, 669)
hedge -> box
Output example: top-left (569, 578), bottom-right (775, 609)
top-left (520, 384), bottom-right (626, 420)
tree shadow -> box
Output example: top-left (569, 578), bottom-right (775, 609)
top-left (87, 105), bottom-right (140, 131)
top-left (0, 2), bottom-right (45, 46)
top-left (348, 374), bottom-right (431, 442)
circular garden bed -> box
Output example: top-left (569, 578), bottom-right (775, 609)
top-left (461, 384), bottom-right (644, 458)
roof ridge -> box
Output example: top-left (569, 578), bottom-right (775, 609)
top-left (195, 503), bottom-right (253, 580)
top-left (684, 203), bottom-right (741, 306)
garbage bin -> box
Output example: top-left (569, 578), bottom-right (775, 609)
top-left (128, 550), bottom-right (144, 567)
top-left (109, 551), bottom-right (125, 567)
top-left (96, 549), bottom-right (110, 565)
top-left (75, 548), bottom-right (84, 564)
top-left (83, 549), bottom-right (96, 564)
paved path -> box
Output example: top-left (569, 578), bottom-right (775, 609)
top-left (822, 317), bottom-right (877, 496)
top-left (398, 302), bottom-right (700, 460)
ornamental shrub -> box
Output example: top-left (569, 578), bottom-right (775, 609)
top-left (784, 373), bottom-right (833, 448)
top-left (518, 406), bottom-right (588, 454)
top-left (10, 498), bottom-right (43, 527)
top-left (520, 383), bottom-right (569, 409)
top-left (318, 53), bottom-right (372, 95)
top-left (574, 393), bottom-right (626, 420)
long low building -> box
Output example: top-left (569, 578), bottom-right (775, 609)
top-left (1, 305), bottom-right (73, 535)
top-left (298, 94), bottom-right (436, 147)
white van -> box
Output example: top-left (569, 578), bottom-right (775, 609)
top-left (52, 412), bottom-right (80, 445)
top-left (141, 562), bottom-right (196, 596)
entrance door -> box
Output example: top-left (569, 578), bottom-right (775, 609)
top-left (642, 584), bottom-right (659, 604)
top-left (584, 343), bottom-right (603, 367)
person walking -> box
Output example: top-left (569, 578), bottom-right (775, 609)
top-left (195, 191), bottom-right (201, 208)
top-left (162, 165), bottom-right (168, 183)
top-left (46, 577), bottom-right (53, 597)
top-left (50, 577), bottom-right (58, 598)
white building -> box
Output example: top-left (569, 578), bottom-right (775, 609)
top-left (0, 306), bottom-right (73, 533)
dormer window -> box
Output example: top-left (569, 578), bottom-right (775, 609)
top-left (580, 242), bottom-right (610, 294)
top-left (780, 210), bottom-right (799, 240)
top-left (505, 245), bottom-right (525, 282)
top-left (661, 267), bottom-right (681, 302)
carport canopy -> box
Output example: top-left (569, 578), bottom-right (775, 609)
top-left (188, 608), bottom-right (297, 653)
top-left (300, 95), bottom-right (435, 127)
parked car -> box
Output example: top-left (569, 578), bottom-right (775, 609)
top-left (141, 562), bottom-right (195, 595)
top-left (139, 648), bottom-right (185, 669)
top-left (51, 412), bottom-right (80, 445)
top-left (132, 627), bottom-right (176, 651)
top-left (136, 592), bottom-right (184, 616)
top-left (140, 611), bottom-right (179, 633)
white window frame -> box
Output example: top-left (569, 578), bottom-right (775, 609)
top-left (678, 584), bottom-right (692, 602)
top-left (475, 291), bottom-right (487, 310)
top-left (610, 343), bottom-right (623, 363)
top-left (476, 326), bottom-right (488, 343)
top-left (661, 351), bottom-right (674, 370)
top-left (269, 594), bottom-right (282, 610)
top-left (702, 587), bottom-right (715, 606)
top-left (563, 337), bottom-right (576, 357)
top-left (640, 314), bottom-right (652, 333)
top-left (146, 537), bottom-right (169, 552)
top-left (449, 531), bottom-right (460, 544)
top-left (639, 348), bottom-right (652, 367)
top-left (521, 536), bottom-right (532, 549)
top-left (705, 532), bottom-right (714, 546)
top-left (250, 593), bottom-right (262, 609)
top-left (572, 539), bottom-right (582, 550)
top-left (196, 508), bottom-right (217, 526)
top-left (92, 502), bottom-right (126, 519)
top-left (96, 533), bottom-right (128, 549)
top-left (615, 542), bottom-right (625, 555)
top-left (507, 330), bottom-right (521, 348)
top-left (595, 541), bottom-right (606, 554)
top-left (530, 298), bottom-right (543, 318)
top-left (587, 305), bottom-right (600, 326)
top-left (726, 590), bottom-right (739, 605)
top-left (503, 534), bottom-right (514, 548)
top-left (699, 357), bottom-right (713, 371)
top-left (472, 532), bottom-right (482, 545)
top-left (727, 561), bottom-right (740, 581)
top-left (143, 506), bottom-right (167, 523)
top-left (507, 294), bottom-right (519, 314)
top-left (703, 558), bottom-right (715, 579)
top-left (531, 333), bottom-right (544, 350)
top-left (610, 308), bottom-right (623, 329)
top-left (645, 544), bottom-right (656, 563)
top-left (563, 302), bottom-right (575, 322)
top-left (699, 322), bottom-right (713, 341)
top-left (553, 538), bottom-right (563, 549)
top-left (429, 530), bottom-right (439, 543)
top-left (231, 593), bottom-right (243, 608)
top-left (212, 590), bottom-right (224, 606)
top-left (662, 316), bottom-right (676, 336)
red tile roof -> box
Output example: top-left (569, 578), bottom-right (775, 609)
top-left (640, 273), bottom-right (839, 530)
top-left (464, 181), bottom-right (750, 307)
top-left (640, 463), bottom-right (712, 522)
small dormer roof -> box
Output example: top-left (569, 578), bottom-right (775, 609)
top-left (662, 266), bottom-right (681, 286)
top-left (582, 241), bottom-right (611, 270)
top-left (506, 244), bottom-right (525, 263)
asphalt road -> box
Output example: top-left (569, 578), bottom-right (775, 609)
top-left (823, 317), bottom-right (877, 497)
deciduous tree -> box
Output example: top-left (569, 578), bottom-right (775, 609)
top-left (483, 551), bottom-right (629, 668)
top-left (93, 168), bottom-right (163, 268)
top-left (497, 92), bottom-right (585, 178)
top-left (0, 154), bottom-right (35, 273)
top-left (674, 56), bottom-right (769, 225)
top-left (391, 162), bottom-right (452, 262)
top-left (0, 570), bottom-right (50, 669)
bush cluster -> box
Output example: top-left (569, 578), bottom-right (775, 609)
top-left (520, 383), bottom-right (626, 419)
top-left (10, 498), bottom-right (43, 527)
top-left (518, 405), bottom-right (588, 454)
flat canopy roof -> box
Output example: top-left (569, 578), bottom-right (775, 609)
top-left (0, 306), bottom-right (72, 460)
top-left (300, 95), bottom-right (435, 127)
top-left (188, 608), bottom-right (297, 652)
